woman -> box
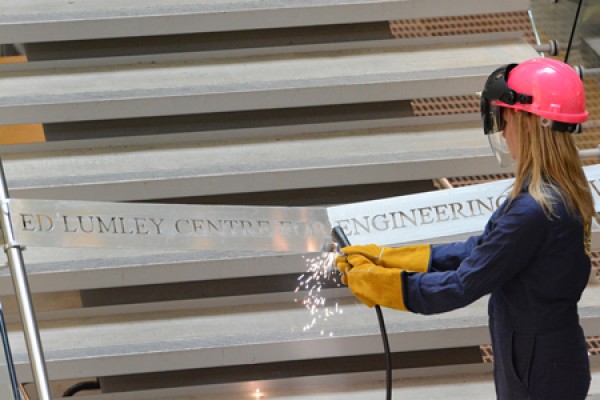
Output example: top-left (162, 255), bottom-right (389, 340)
top-left (336, 58), bottom-right (594, 399)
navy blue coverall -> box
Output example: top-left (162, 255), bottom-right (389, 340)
top-left (402, 187), bottom-right (591, 399)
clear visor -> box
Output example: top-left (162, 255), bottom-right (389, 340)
top-left (487, 131), bottom-right (514, 168)
top-left (481, 100), bottom-right (514, 167)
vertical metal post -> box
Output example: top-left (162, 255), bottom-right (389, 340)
top-left (0, 158), bottom-right (52, 400)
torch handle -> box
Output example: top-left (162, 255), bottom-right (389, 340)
top-left (331, 226), bottom-right (351, 249)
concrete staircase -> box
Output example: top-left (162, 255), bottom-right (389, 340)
top-left (1, 0), bottom-right (599, 398)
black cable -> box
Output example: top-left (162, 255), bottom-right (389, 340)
top-left (332, 226), bottom-right (392, 400)
top-left (62, 379), bottom-right (100, 396)
top-left (564, 0), bottom-right (585, 64)
top-left (375, 305), bottom-right (392, 400)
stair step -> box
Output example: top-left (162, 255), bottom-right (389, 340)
top-left (0, 249), bottom-right (311, 294)
top-left (3, 123), bottom-right (508, 201)
top-left (0, 0), bottom-right (529, 43)
top-left (65, 368), bottom-right (600, 400)
top-left (8, 285), bottom-right (600, 381)
top-left (0, 40), bottom-right (537, 125)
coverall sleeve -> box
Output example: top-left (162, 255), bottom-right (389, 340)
top-left (428, 217), bottom-right (494, 272)
top-left (404, 196), bottom-right (548, 315)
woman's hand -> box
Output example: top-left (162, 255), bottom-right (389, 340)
top-left (335, 252), bottom-right (409, 311)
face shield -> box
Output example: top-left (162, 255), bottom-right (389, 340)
top-left (480, 64), bottom-right (529, 168)
top-left (487, 130), bottom-right (513, 168)
top-left (481, 96), bottom-right (505, 135)
top-left (481, 100), bottom-right (512, 167)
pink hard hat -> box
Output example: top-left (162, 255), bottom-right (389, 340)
top-left (499, 58), bottom-right (588, 124)
top-left (480, 58), bottom-right (588, 166)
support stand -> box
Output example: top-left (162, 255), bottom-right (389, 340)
top-left (0, 157), bottom-right (52, 400)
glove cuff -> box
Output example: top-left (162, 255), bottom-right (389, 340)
top-left (347, 265), bottom-right (408, 311)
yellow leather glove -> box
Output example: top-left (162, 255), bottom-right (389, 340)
top-left (335, 255), bottom-right (352, 285)
top-left (341, 244), bottom-right (430, 272)
top-left (344, 253), bottom-right (408, 311)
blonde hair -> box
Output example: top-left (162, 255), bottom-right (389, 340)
top-left (510, 110), bottom-right (594, 232)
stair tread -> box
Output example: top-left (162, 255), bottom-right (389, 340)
top-left (0, 40), bottom-right (537, 124)
top-left (8, 284), bottom-right (600, 380)
top-left (78, 369), bottom-right (600, 400)
top-left (0, 0), bottom-right (529, 43)
top-left (4, 124), bottom-right (508, 200)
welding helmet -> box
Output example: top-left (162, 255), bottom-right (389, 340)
top-left (480, 58), bottom-right (588, 166)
